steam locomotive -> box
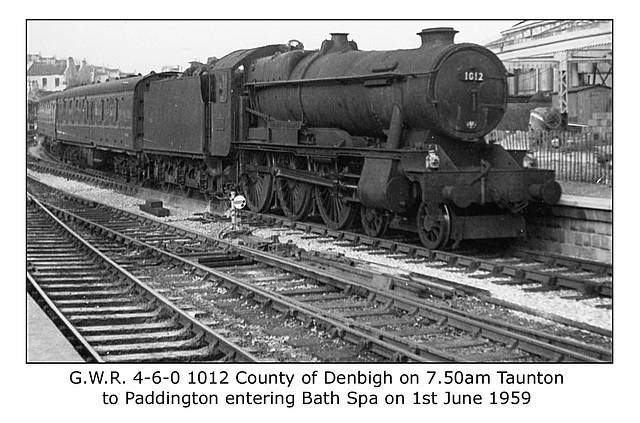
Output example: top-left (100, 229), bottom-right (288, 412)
top-left (35, 27), bottom-right (561, 249)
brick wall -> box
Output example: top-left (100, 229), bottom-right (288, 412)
top-left (523, 202), bottom-right (612, 263)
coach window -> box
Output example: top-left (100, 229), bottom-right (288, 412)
top-left (121, 98), bottom-right (130, 125)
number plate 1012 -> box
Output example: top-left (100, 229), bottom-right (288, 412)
top-left (461, 70), bottom-right (484, 82)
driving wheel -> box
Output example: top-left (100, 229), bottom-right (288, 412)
top-left (313, 162), bottom-right (356, 230)
top-left (239, 151), bottom-right (274, 213)
top-left (275, 155), bottom-right (313, 220)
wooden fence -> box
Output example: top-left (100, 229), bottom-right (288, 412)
top-left (489, 130), bottom-right (613, 185)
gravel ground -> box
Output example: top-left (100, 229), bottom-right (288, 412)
top-left (27, 169), bottom-right (613, 333)
top-left (250, 227), bottom-right (612, 332)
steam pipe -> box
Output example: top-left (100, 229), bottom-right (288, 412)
top-left (386, 104), bottom-right (404, 150)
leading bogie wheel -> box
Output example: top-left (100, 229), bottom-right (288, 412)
top-left (416, 202), bottom-right (452, 250)
top-left (360, 207), bottom-right (390, 238)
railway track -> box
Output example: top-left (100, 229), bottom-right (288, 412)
top-left (27, 194), bottom-right (259, 363)
top-left (27, 159), bottom-right (613, 300)
top-left (27, 175), bottom-right (612, 362)
top-left (243, 213), bottom-right (613, 299)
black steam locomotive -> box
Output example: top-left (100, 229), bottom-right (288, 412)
top-left (35, 27), bottom-right (561, 249)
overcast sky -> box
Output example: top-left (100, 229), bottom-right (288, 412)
top-left (27, 20), bottom-right (520, 74)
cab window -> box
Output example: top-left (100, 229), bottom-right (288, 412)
top-left (217, 73), bottom-right (228, 103)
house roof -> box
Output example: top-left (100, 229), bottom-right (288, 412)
top-left (28, 62), bottom-right (67, 76)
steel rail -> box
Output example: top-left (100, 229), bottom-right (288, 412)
top-left (33, 182), bottom-right (609, 362)
top-left (35, 197), bottom-right (433, 362)
top-left (242, 211), bottom-right (613, 297)
top-left (27, 193), bottom-right (260, 363)
top-left (227, 246), bottom-right (610, 363)
top-left (27, 171), bottom-right (611, 361)
top-left (27, 272), bottom-right (103, 362)
top-left (28, 153), bottom-right (614, 296)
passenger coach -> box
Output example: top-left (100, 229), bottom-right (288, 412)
top-left (38, 72), bottom-right (177, 176)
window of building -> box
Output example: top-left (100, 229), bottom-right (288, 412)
top-left (42, 78), bottom-right (47, 87)
top-left (55, 78), bottom-right (60, 87)
top-left (583, 73), bottom-right (595, 86)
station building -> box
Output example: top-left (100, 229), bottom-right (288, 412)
top-left (485, 20), bottom-right (612, 128)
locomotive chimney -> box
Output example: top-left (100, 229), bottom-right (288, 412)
top-left (417, 28), bottom-right (458, 47)
top-left (320, 33), bottom-right (358, 54)
top-left (331, 33), bottom-right (351, 49)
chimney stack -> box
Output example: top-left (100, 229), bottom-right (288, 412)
top-left (320, 33), bottom-right (358, 54)
top-left (417, 28), bottom-right (458, 47)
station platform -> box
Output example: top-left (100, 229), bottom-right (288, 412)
top-left (27, 294), bottom-right (84, 362)
top-left (558, 194), bottom-right (612, 211)
top-left (556, 179), bottom-right (612, 211)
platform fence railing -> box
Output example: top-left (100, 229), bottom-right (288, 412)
top-left (489, 130), bottom-right (613, 186)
